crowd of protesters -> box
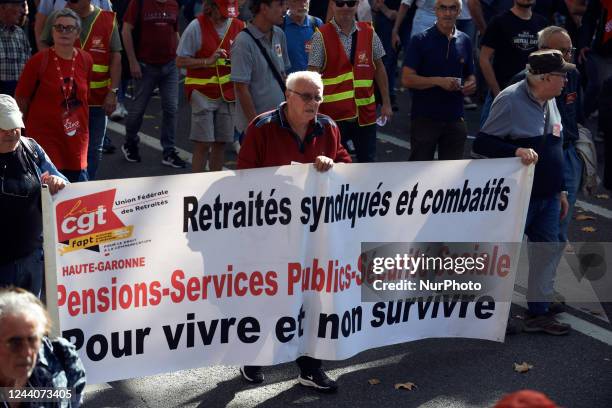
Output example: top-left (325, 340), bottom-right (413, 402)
top-left (0, 0), bottom-right (611, 396)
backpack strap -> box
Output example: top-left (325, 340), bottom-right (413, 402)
top-left (20, 137), bottom-right (41, 167)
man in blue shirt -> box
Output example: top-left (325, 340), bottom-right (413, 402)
top-left (282, 0), bottom-right (322, 74)
top-left (402, 0), bottom-right (476, 161)
top-left (474, 49), bottom-right (575, 336)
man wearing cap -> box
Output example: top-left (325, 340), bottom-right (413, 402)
top-left (0, 94), bottom-right (67, 297)
top-left (177, 0), bottom-right (243, 172)
top-left (510, 27), bottom-right (586, 318)
top-left (473, 49), bottom-right (575, 336)
top-left (40, 0), bottom-right (122, 181)
top-left (308, 0), bottom-right (392, 163)
top-left (0, 0), bottom-right (30, 96)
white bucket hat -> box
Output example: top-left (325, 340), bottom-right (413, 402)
top-left (0, 94), bottom-right (25, 130)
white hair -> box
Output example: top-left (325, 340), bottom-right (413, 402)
top-left (538, 26), bottom-right (569, 49)
top-left (434, 0), bottom-right (462, 12)
top-left (286, 71), bottom-right (324, 92)
top-left (0, 287), bottom-right (50, 336)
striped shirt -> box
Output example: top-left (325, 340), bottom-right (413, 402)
top-left (308, 19), bottom-right (385, 69)
top-left (0, 25), bottom-right (31, 81)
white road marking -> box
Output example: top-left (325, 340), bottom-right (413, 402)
top-left (107, 121), bottom-right (193, 164)
top-left (377, 132), bottom-right (410, 149)
top-left (576, 199), bottom-right (612, 220)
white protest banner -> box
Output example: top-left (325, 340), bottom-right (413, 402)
top-left (43, 159), bottom-right (533, 384)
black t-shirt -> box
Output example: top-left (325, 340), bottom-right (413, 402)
top-left (481, 10), bottom-right (548, 89)
top-left (0, 146), bottom-right (42, 264)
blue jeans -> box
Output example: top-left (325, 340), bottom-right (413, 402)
top-left (524, 194), bottom-right (561, 316)
top-left (479, 90), bottom-right (494, 128)
top-left (0, 248), bottom-right (44, 298)
top-left (125, 61), bottom-right (178, 156)
top-left (59, 169), bottom-right (89, 183)
top-left (375, 12), bottom-right (411, 100)
top-left (87, 106), bottom-right (108, 180)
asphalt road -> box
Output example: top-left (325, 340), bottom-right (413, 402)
top-left (83, 84), bottom-right (612, 408)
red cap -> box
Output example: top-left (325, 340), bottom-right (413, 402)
top-left (213, 0), bottom-right (238, 18)
top-left (495, 390), bottom-right (558, 408)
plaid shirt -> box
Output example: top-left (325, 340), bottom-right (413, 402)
top-left (0, 24), bottom-right (31, 81)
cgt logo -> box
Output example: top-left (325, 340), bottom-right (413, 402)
top-left (61, 205), bottom-right (107, 235)
top-left (56, 190), bottom-right (125, 244)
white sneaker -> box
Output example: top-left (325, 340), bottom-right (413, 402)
top-left (110, 103), bottom-right (127, 121)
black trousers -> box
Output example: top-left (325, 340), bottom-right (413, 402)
top-left (409, 117), bottom-right (467, 161)
top-left (337, 120), bottom-right (377, 163)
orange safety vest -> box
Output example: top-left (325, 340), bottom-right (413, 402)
top-left (184, 15), bottom-right (245, 102)
top-left (319, 22), bottom-right (376, 126)
top-left (76, 9), bottom-right (116, 107)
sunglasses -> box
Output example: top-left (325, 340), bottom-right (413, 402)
top-left (3, 335), bottom-right (41, 353)
top-left (335, 0), bottom-right (357, 7)
top-left (53, 24), bottom-right (78, 33)
top-left (288, 89), bottom-right (323, 103)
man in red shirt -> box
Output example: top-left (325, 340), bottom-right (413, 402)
top-left (238, 70), bottom-right (351, 169)
top-left (236, 70), bottom-right (350, 392)
top-left (121, 0), bottom-right (186, 168)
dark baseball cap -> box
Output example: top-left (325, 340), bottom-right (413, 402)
top-left (527, 49), bottom-right (576, 75)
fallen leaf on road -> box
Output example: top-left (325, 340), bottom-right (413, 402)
top-left (582, 226), bottom-right (597, 233)
top-left (368, 378), bottom-right (381, 385)
top-left (513, 362), bottom-right (533, 373)
top-left (386, 150), bottom-right (393, 153)
top-left (394, 382), bottom-right (417, 391)
top-left (595, 194), bottom-right (609, 199)
top-left (604, 358), bottom-right (610, 361)
top-left (144, 114), bottom-right (155, 119)
top-left (575, 214), bottom-right (595, 221)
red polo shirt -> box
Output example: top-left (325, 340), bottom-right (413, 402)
top-left (237, 103), bottom-right (352, 169)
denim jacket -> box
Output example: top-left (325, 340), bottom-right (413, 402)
top-left (20, 137), bottom-right (68, 184)
top-left (27, 337), bottom-right (87, 407)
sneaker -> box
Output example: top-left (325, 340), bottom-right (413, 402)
top-left (110, 103), bottom-right (127, 121)
top-left (102, 143), bottom-right (116, 154)
top-left (463, 96), bottom-right (477, 110)
top-left (298, 368), bottom-right (338, 393)
top-left (240, 366), bottom-right (264, 384)
top-left (523, 314), bottom-right (570, 335)
top-left (547, 302), bottom-right (565, 315)
top-left (162, 150), bottom-right (186, 168)
top-left (121, 143), bottom-right (141, 163)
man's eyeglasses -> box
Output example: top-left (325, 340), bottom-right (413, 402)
top-left (436, 4), bottom-right (459, 13)
top-left (334, 0), bottom-right (357, 7)
top-left (3, 335), bottom-right (42, 353)
top-left (52, 24), bottom-right (78, 33)
top-left (288, 89), bottom-right (323, 103)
